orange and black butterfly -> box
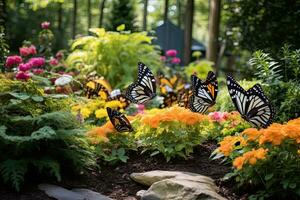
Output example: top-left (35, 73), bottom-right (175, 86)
top-left (188, 71), bottom-right (218, 113)
top-left (85, 78), bottom-right (111, 100)
top-left (106, 107), bottom-right (133, 132)
top-left (107, 89), bottom-right (130, 109)
top-left (158, 73), bottom-right (186, 108)
top-left (177, 88), bottom-right (193, 108)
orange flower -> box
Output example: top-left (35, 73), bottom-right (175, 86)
top-left (259, 123), bottom-right (285, 145)
top-left (233, 156), bottom-right (245, 170)
top-left (218, 136), bottom-right (246, 156)
top-left (233, 148), bottom-right (268, 170)
top-left (242, 128), bottom-right (261, 141)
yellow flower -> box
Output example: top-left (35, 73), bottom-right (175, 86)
top-left (95, 108), bottom-right (107, 119)
top-left (105, 100), bottom-right (122, 109)
top-left (80, 108), bottom-right (91, 119)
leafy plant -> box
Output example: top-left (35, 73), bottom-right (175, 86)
top-left (0, 26), bottom-right (9, 72)
top-left (213, 119), bottom-right (300, 199)
top-left (184, 60), bottom-right (214, 80)
top-left (0, 77), bottom-right (95, 191)
top-left (66, 28), bottom-right (161, 88)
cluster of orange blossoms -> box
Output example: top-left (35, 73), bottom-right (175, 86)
top-left (218, 117), bottom-right (300, 170)
top-left (233, 148), bottom-right (268, 170)
top-left (140, 106), bottom-right (210, 128)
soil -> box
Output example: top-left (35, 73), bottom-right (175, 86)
top-left (0, 141), bottom-right (245, 200)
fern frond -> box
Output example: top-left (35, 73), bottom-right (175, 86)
top-left (0, 159), bottom-right (27, 191)
top-left (31, 159), bottom-right (61, 181)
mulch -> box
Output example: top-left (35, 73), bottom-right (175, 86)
top-left (0, 141), bottom-right (246, 200)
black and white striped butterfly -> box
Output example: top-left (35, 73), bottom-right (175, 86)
top-left (226, 75), bottom-right (275, 128)
top-left (189, 71), bottom-right (218, 113)
top-left (125, 62), bottom-right (156, 104)
top-left (106, 107), bottom-right (133, 132)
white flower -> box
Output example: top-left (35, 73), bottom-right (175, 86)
top-left (55, 74), bottom-right (73, 86)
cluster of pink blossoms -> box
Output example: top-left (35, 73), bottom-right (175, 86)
top-left (160, 49), bottom-right (181, 65)
top-left (208, 111), bottom-right (229, 122)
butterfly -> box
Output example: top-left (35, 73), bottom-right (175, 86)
top-left (226, 75), bottom-right (275, 128)
top-left (106, 107), bottom-right (133, 132)
top-left (125, 62), bottom-right (156, 104)
top-left (107, 90), bottom-right (130, 109)
top-left (85, 78), bottom-right (111, 99)
top-left (188, 71), bottom-right (218, 113)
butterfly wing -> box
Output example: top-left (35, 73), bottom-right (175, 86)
top-left (125, 62), bottom-right (156, 104)
top-left (245, 84), bottom-right (275, 128)
top-left (191, 71), bottom-right (218, 105)
top-left (188, 95), bottom-right (210, 113)
top-left (227, 76), bottom-right (275, 128)
top-left (226, 75), bottom-right (248, 116)
top-left (106, 107), bottom-right (133, 132)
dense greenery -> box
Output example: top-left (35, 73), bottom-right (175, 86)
top-left (224, 0), bottom-right (300, 54)
top-left (108, 0), bottom-right (136, 31)
top-left (67, 27), bottom-right (161, 88)
top-left (0, 78), bottom-right (95, 191)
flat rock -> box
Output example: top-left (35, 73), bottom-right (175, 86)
top-left (38, 184), bottom-right (85, 200)
top-left (39, 184), bottom-right (112, 200)
top-left (141, 178), bottom-right (227, 200)
top-left (72, 188), bottom-right (113, 200)
top-left (130, 170), bottom-right (215, 186)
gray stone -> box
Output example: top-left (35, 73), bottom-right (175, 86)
top-left (130, 171), bottom-right (227, 200)
top-left (136, 190), bottom-right (147, 197)
top-left (72, 188), bottom-right (113, 200)
top-left (130, 170), bottom-right (215, 186)
top-left (141, 178), bottom-right (227, 200)
top-left (38, 184), bottom-right (85, 200)
top-left (38, 184), bottom-right (112, 200)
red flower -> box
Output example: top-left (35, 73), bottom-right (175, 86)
top-left (166, 49), bottom-right (177, 57)
top-left (41, 21), bottom-right (50, 29)
top-left (5, 56), bottom-right (23, 68)
top-left (16, 71), bottom-right (31, 81)
top-left (171, 57), bottom-right (181, 64)
top-left (32, 69), bottom-right (44, 75)
top-left (49, 58), bottom-right (59, 66)
top-left (20, 45), bottom-right (37, 57)
top-left (29, 57), bottom-right (45, 67)
top-left (55, 52), bottom-right (63, 60)
top-left (18, 63), bottom-right (33, 71)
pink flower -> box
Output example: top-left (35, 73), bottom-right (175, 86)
top-left (5, 55), bottom-right (23, 67)
top-left (137, 104), bottom-right (145, 113)
top-left (209, 112), bottom-right (229, 122)
top-left (16, 71), bottom-right (31, 81)
top-left (29, 57), bottom-right (45, 67)
top-left (160, 56), bottom-right (166, 61)
top-left (32, 68), bottom-right (44, 75)
top-left (19, 45), bottom-right (36, 57)
top-left (41, 21), bottom-right (50, 29)
top-left (171, 57), bottom-right (181, 64)
top-left (55, 52), bottom-right (63, 60)
top-left (166, 49), bottom-right (177, 57)
top-left (49, 58), bottom-right (59, 66)
top-left (18, 63), bottom-right (33, 71)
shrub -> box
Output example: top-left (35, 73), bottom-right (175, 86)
top-left (0, 78), bottom-right (95, 191)
top-left (212, 118), bottom-right (300, 199)
top-left (184, 60), bottom-right (214, 80)
top-left (66, 28), bottom-right (161, 88)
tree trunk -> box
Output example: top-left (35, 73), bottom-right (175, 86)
top-left (99, 0), bottom-right (106, 28)
top-left (206, 0), bottom-right (221, 68)
top-left (164, 0), bottom-right (169, 23)
top-left (177, 0), bottom-right (181, 28)
top-left (183, 0), bottom-right (194, 65)
top-left (72, 0), bottom-right (77, 39)
top-left (58, 2), bottom-right (63, 31)
top-left (87, 0), bottom-right (91, 31)
top-left (142, 0), bottom-right (148, 31)
top-left (0, 0), bottom-right (6, 29)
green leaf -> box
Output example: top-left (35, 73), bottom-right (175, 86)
top-left (9, 92), bottom-right (30, 100)
top-left (264, 173), bottom-right (273, 181)
top-left (31, 95), bottom-right (44, 102)
top-left (116, 24), bottom-right (125, 31)
top-left (150, 151), bottom-right (160, 157)
top-left (289, 183), bottom-right (297, 189)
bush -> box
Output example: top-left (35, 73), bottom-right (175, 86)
top-left (66, 28), bottom-right (162, 88)
top-left (184, 60), bottom-right (214, 80)
top-left (212, 118), bottom-right (300, 199)
top-left (0, 78), bottom-right (95, 191)
top-left (248, 49), bottom-right (300, 122)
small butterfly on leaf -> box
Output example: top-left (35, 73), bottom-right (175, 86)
top-left (226, 75), bottom-right (275, 128)
top-left (125, 62), bottom-right (156, 104)
top-left (188, 71), bottom-right (218, 113)
top-left (106, 107), bottom-right (133, 132)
